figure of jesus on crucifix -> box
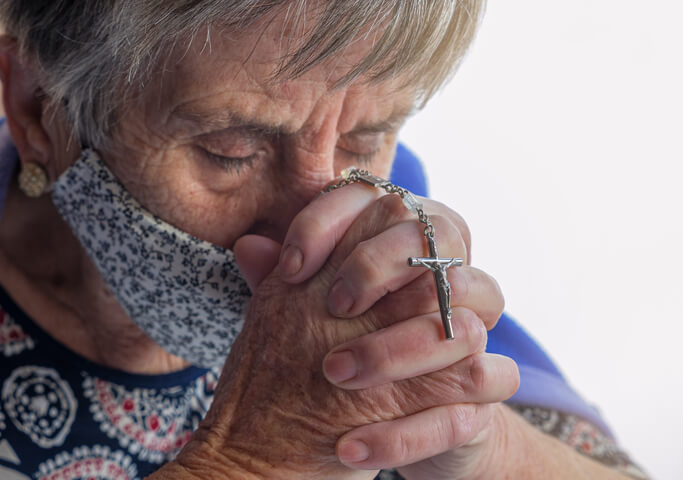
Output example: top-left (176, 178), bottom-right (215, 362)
top-left (408, 229), bottom-right (463, 340)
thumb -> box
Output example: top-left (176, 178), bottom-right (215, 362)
top-left (233, 234), bottom-right (282, 293)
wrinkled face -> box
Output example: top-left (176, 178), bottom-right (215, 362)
top-left (85, 12), bottom-right (416, 248)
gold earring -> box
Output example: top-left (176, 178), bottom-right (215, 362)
top-left (18, 162), bottom-right (48, 198)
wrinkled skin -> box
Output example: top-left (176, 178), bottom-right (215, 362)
top-left (0, 5), bottom-right (517, 479)
top-left (166, 187), bottom-right (516, 479)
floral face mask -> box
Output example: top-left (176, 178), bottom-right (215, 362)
top-left (51, 149), bottom-right (251, 367)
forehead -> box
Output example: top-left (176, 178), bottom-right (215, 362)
top-left (153, 11), bottom-right (416, 136)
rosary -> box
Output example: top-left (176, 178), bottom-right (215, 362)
top-left (324, 167), bottom-right (463, 340)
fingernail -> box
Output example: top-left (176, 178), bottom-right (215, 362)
top-left (328, 278), bottom-right (354, 315)
top-left (323, 350), bottom-right (358, 384)
top-left (338, 439), bottom-right (370, 464)
top-left (280, 244), bottom-right (303, 277)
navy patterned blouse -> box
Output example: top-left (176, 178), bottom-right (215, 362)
top-left (0, 138), bottom-right (428, 479)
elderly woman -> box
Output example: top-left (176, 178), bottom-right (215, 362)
top-left (0, 1), bottom-right (647, 479)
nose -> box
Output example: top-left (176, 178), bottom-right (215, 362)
top-left (283, 146), bottom-right (337, 199)
top-left (251, 91), bottom-right (354, 242)
top-left (262, 138), bottom-right (337, 236)
top-left (265, 102), bottom-right (344, 225)
top-left (282, 99), bottom-right (342, 191)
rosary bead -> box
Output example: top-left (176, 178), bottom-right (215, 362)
top-left (402, 192), bottom-right (423, 214)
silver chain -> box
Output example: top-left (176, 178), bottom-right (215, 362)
top-left (323, 167), bottom-right (436, 242)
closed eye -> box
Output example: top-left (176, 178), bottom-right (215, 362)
top-left (336, 146), bottom-right (381, 165)
top-left (201, 147), bottom-right (258, 175)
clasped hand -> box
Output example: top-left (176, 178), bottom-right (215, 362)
top-left (175, 183), bottom-right (520, 480)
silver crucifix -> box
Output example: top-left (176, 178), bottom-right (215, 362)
top-left (408, 231), bottom-right (463, 340)
top-left (325, 167), bottom-right (464, 340)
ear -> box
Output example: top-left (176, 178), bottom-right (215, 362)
top-left (0, 35), bottom-right (54, 172)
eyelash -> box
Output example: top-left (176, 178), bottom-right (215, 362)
top-left (201, 144), bottom-right (378, 176)
top-left (354, 152), bottom-right (377, 165)
top-left (340, 147), bottom-right (380, 166)
top-left (202, 149), bottom-right (257, 175)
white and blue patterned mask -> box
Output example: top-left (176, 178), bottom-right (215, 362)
top-left (51, 149), bottom-right (251, 367)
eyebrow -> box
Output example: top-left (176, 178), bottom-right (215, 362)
top-left (173, 108), bottom-right (293, 136)
top-left (173, 104), bottom-right (416, 137)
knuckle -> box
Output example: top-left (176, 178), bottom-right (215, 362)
top-left (349, 241), bottom-right (385, 286)
top-left (436, 409), bottom-right (461, 447)
top-left (478, 271), bottom-right (505, 329)
top-left (454, 267), bottom-right (506, 330)
top-left (449, 268), bottom-right (470, 305)
top-left (486, 275), bottom-right (505, 327)
top-left (431, 200), bottom-right (472, 257)
top-left (395, 429), bottom-right (413, 463)
top-left (505, 356), bottom-right (521, 396)
top-left (369, 424), bottom-right (414, 465)
top-left (459, 309), bottom-right (488, 353)
top-left (489, 273), bottom-right (504, 309)
top-left (445, 404), bottom-right (478, 446)
top-left (430, 214), bottom-right (466, 256)
top-left (429, 213), bottom-right (450, 232)
top-left (451, 213), bottom-right (472, 257)
top-left (374, 193), bottom-right (412, 223)
top-left (464, 354), bottom-right (490, 396)
top-left (461, 224), bottom-right (472, 256)
top-left (290, 209), bottom-right (327, 245)
top-left (370, 330), bottom-right (399, 380)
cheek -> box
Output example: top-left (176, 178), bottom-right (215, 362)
top-left (102, 131), bottom-right (399, 250)
top-left (105, 147), bottom-right (271, 249)
top-left (166, 185), bottom-right (263, 248)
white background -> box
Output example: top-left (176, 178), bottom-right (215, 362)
top-left (400, 1), bottom-right (682, 479)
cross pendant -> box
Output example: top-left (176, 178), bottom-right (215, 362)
top-left (408, 234), bottom-right (463, 340)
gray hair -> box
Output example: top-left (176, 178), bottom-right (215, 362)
top-left (0, 1), bottom-right (485, 148)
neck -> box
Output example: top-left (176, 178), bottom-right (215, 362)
top-left (0, 180), bottom-right (191, 374)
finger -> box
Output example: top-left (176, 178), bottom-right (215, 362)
top-left (336, 403), bottom-right (493, 469)
top-left (280, 185), bottom-right (470, 284)
top-left (327, 336), bottom-right (519, 408)
top-left (323, 308), bottom-right (487, 389)
top-left (279, 183), bottom-right (381, 282)
top-left (234, 234), bottom-right (282, 292)
top-left (326, 193), bottom-right (473, 275)
top-left (399, 353), bottom-right (519, 408)
top-left (327, 214), bottom-right (467, 318)
top-left (375, 266), bottom-right (505, 331)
